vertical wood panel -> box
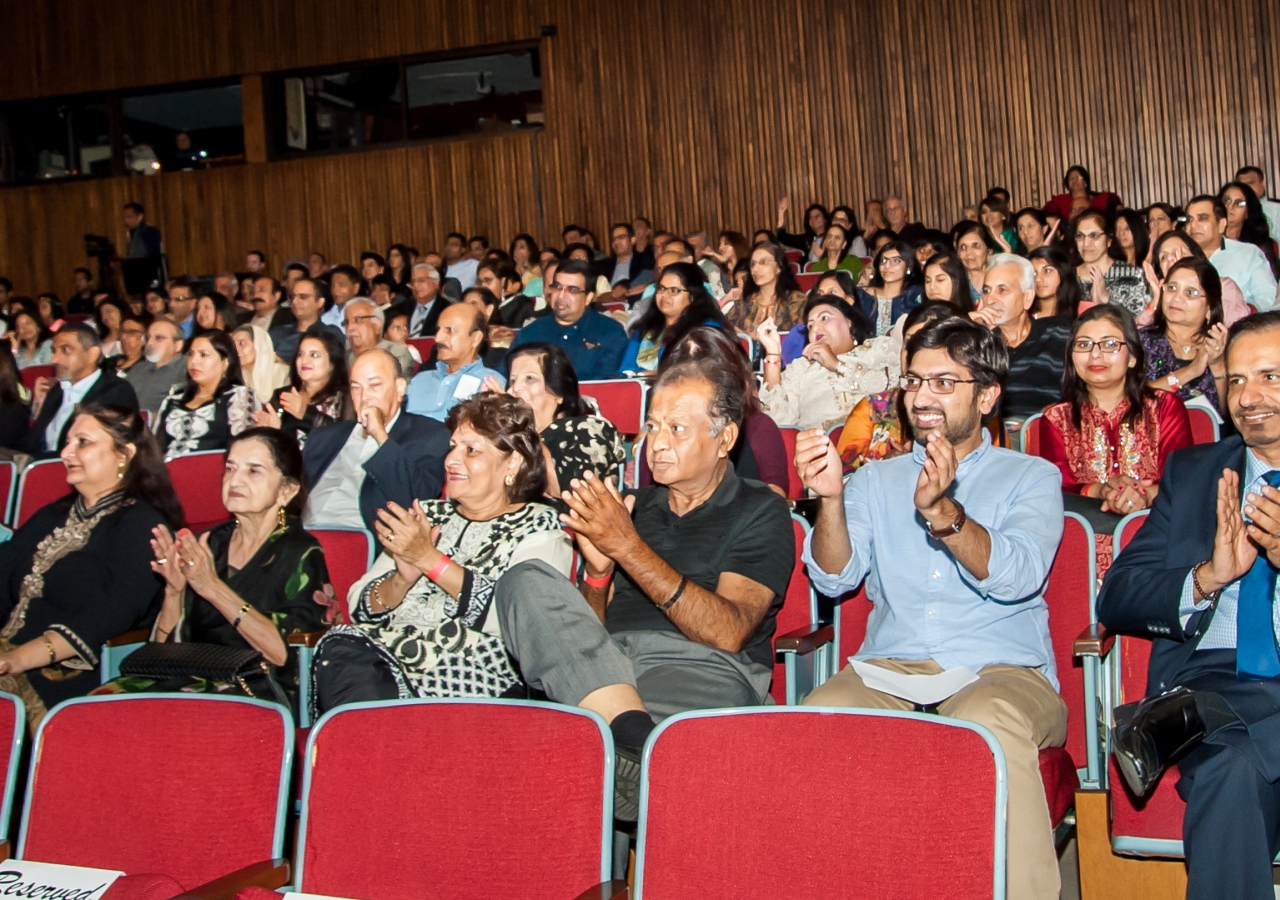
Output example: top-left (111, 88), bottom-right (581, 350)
top-left (0, 0), bottom-right (1276, 297)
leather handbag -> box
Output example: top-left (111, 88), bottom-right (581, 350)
top-left (119, 642), bottom-right (288, 706)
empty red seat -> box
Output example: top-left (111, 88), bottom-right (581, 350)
top-left (776, 427), bottom-right (806, 500)
top-left (13, 459), bottom-right (71, 528)
top-left (165, 450), bottom-right (229, 531)
top-left (579, 379), bottom-right (647, 435)
top-left (18, 365), bottom-right (54, 393)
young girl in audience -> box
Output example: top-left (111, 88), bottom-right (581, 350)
top-left (95, 298), bottom-right (129, 357)
top-left (1140, 257), bottom-right (1228, 415)
top-left (509, 234), bottom-right (543, 290)
top-left (155, 331), bottom-right (257, 460)
top-left (1028, 247), bottom-right (1085, 319)
top-left (830, 205), bottom-right (870, 257)
top-left (809, 223), bottom-right (863, 277)
top-left (727, 243), bottom-right (806, 337)
top-left (252, 329), bottom-right (351, 449)
top-left (922, 254), bottom-right (973, 311)
top-left (36, 293), bottom-right (65, 332)
top-left (1072, 210), bottom-right (1150, 315)
top-left (622, 262), bottom-right (729, 374)
top-left (1040, 305), bottom-right (1193, 573)
top-left (1114, 210), bottom-right (1150, 267)
top-left (193, 292), bottom-right (235, 336)
top-left (855, 240), bottom-right (924, 336)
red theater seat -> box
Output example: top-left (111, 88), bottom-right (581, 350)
top-left (166, 450), bottom-right (229, 531)
top-left (579, 378), bottom-right (647, 435)
top-left (12, 459), bottom-right (71, 528)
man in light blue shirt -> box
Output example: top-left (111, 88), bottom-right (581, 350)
top-left (1237, 165), bottom-right (1280, 242)
top-left (404, 304), bottom-right (503, 421)
top-left (1187, 194), bottom-right (1278, 311)
top-left (798, 315), bottom-right (1066, 900)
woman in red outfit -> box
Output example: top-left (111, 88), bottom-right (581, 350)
top-left (1040, 304), bottom-right (1192, 574)
top-left (1042, 165), bottom-right (1122, 222)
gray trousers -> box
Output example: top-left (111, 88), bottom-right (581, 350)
top-left (495, 560), bottom-right (771, 720)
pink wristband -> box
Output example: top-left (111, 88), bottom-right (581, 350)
top-left (583, 571), bottom-right (612, 589)
top-left (426, 555), bottom-right (451, 582)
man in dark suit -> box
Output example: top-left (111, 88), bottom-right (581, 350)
top-left (394, 263), bottom-right (449, 338)
top-left (302, 348), bottom-right (448, 546)
top-left (27, 322), bottom-right (139, 456)
top-left (1100, 310), bottom-right (1280, 900)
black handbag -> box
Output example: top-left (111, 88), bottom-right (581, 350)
top-left (119, 642), bottom-right (289, 707)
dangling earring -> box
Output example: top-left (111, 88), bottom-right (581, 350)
top-left (116, 460), bottom-right (126, 480)
top-left (277, 508), bottom-right (287, 528)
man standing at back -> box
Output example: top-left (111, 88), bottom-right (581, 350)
top-left (797, 316), bottom-right (1066, 900)
top-left (508, 259), bottom-right (626, 380)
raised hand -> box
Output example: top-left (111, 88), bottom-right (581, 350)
top-left (913, 431), bottom-right (958, 517)
top-left (1205, 469), bottom-right (1257, 592)
top-left (279, 388), bottom-right (308, 420)
top-left (802, 340), bottom-right (839, 372)
top-left (794, 428), bottom-right (843, 498)
top-left (757, 317), bottom-right (782, 356)
top-left (251, 404), bottom-right (282, 429)
top-left (559, 470), bottom-right (639, 561)
top-left (1243, 478), bottom-right (1280, 570)
top-left (150, 525), bottom-right (188, 594)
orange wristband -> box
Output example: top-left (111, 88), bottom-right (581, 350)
top-left (426, 555), bottom-right (451, 582)
top-left (584, 571), bottom-right (612, 589)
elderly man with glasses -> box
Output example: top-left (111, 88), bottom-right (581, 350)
top-left (796, 315), bottom-right (1067, 900)
top-left (344, 299), bottom-right (416, 379)
top-left (506, 258), bottom-right (627, 380)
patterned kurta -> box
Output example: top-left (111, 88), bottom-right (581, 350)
top-left (154, 384), bottom-right (257, 460)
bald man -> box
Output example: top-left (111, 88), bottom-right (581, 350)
top-left (303, 348), bottom-right (449, 543)
top-left (405, 305), bottom-right (505, 421)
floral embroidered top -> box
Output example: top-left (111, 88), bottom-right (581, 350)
top-left (1040, 391), bottom-right (1193, 494)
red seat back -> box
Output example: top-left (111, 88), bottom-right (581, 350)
top-left (306, 528), bottom-right (374, 624)
top-left (297, 700), bottom-right (610, 900)
top-left (579, 379), bottom-right (646, 435)
top-left (19, 365), bottom-right (54, 392)
top-left (795, 273), bottom-right (822, 292)
top-left (783, 250), bottom-right (803, 265)
top-left (20, 695), bottom-right (290, 889)
top-left (827, 424), bottom-right (843, 448)
top-left (1186, 407), bottom-right (1218, 444)
top-left (407, 337), bottom-right (435, 359)
top-left (0, 693), bottom-right (22, 841)
top-left (772, 516), bottom-right (817, 703)
top-left (166, 451), bottom-right (229, 531)
top-left (636, 709), bottom-right (1002, 899)
top-left (1043, 513), bottom-right (1094, 771)
top-left (1021, 412), bottom-right (1045, 457)
top-left (836, 584), bottom-right (872, 665)
top-left (0, 461), bottom-right (16, 526)
top-left (14, 459), bottom-right (71, 528)
top-left (777, 427), bottom-right (805, 500)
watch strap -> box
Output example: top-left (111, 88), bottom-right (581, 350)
top-left (926, 501), bottom-right (967, 539)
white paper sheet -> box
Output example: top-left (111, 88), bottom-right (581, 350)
top-left (850, 660), bottom-right (979, 706)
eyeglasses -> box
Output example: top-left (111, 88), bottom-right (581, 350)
top-left (654, 286), bottom-right (688, 298)
top-left (900, 375), bottom-right (979, 393)
top-left (1072, 338), bottom-right (1126, 354)
top-left (347, 315), bottom-right (379, 326)
top-left (550, 282), bottom-right (587, 297)
top-left (1227, 199), bottom-right (1248, 208)
top-left (1163, 283), bottom-right (1205, 301)
top-left (1075, 231), bottom-right (1107, 241)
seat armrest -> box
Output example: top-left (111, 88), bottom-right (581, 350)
top-left (774, 623), bottom-right (834, 655)
top-left (287, 630), bottom-right (328, 648)
top-left (105, 628), bottom-right (150, 647)
top-left (172, 859), bottom-right (290, 900)
top-left (569, 881), bottom-right (629, 900)
top-left (1073, 624), bottom-right (1116, 658)
top-left (0, 838), bottom-right (9, 860)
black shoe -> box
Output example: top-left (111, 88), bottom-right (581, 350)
top-left (1111, 686), bottom-right (1208, 798)
top-left (614, 747), bottom-right (641, 823)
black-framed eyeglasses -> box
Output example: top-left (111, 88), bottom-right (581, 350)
top-left (550, 282), bottom-right (587, 297)
top-left (1072, 338), bottom-right (1126, 354)
top-left (900, 375), bottom-right (979, 394)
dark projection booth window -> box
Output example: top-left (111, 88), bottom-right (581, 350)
top-left (0, 99), bottom-right (112, 184)
top-left (121, 82), bottom-right (245, 172)
top-left (271, 47), bottom-right (542, 156)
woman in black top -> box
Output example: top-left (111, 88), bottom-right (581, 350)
top-left (0, 350), bottom-right (30, 451)
top-left (154, 331), bottom-right (257, 461)
top-left (252, 327), bottom-right (351, 449)
top-left (0, 406), bottom-right (181, 729)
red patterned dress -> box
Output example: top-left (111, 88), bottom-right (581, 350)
top-left (1040, 391), bottom-right (1193, 577)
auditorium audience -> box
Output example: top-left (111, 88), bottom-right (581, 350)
top-left (622, 262), bottom-right (728, 373)
top-left (249, 275), bottom-right (294, 334)
top-left (0, 406), bottom-right (180, 729)
top-left (798, 315), bottom-right (1066, 900)
top-left (253, 329), bottom-right (351, 449)
top-left (1015, 207), bottom-right (1054, 253)
top-left (37, 294), bottom-right (65, 331)
top-left (405, 304), bottom-right (503, 421)
top-left (979, 195), bottom-right (1019, 253)
top-left (322, 264), bottom-right (362, 329)
top-left (0, 352), bottom-right (30, 451)
top-left (8, 309), bottom-right (51, 369)
top-left (302, 348), bottom-right (449, 542)
top-left (1073, 210), bottom-right (1150, 315)
top-left (94, 298), bottom-right (129, 357)
top-left (883, 194), bottom-right (926, 244)
top-left (109, 316), bottom-right (147, 374)
top-left (508, 259), bottom-right (627, 381)
top-left (193, 292), bottom-right (234, 336)
top-left (1028, 246), bottom-right (1085, 320)
top-left (1146, 202), bottom-right (1179, 243)
top-left (775, 198), bottom-right (828, 262)
top-left (475, 259), bottom-right (534, 330)
top-left (494, 351), bottom-right (793, 819)
top-left (28, 323), bottom-right (139, 456)
top-left (1185, 194), bottom-right (1278, 311)
top-left (312, 393), bottom-right (571, 714)
top-left (167, 280), bottom-right (198, 338)
top-left (1141, 257), bottom-right (1228, 413)
top-left (232, 324), bottom-right (290, 408)
top-left (758, 294), bottom-right (897, 431)
top-left (344, 299), bottom-right (415, 379)
top-left (510, 234), bottom-right (543, 287)
top-left (835, 301), bottom-right (959, 473)
top-left (608, 222), bottom-right (653, 287)
top-left (154, 331), bottom-right (255, 461)
top-left (125, 318), bottom-right (187, 415)
top-left (1100, 311), bottom-right (1280, 900)
top-left (856, 240), bottom-right (923, 336)
top-left (1043, 164), bottom-right (1122, 219)
top-left (99, 428), bottom-right (329, 706)
top-left (972, 253), bottom-right (1070, 420)
top-left (443, 232), bottom-right (480, 289)
top-left (1114, 209), bottom-right (1151, 267)
top-left (809, 223), bottom-right (863, 278)
top-left (458, 287), bottom-right (516, 368)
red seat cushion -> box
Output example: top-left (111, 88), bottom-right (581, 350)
top-left (234, 889), bottom-right (280, 900)
top-left (1038, 747), bottom-right (1078, 826)
top-left (101, 874), bottom-right (185, 900)
top-left (1108, 756), bottom-right (1185, 842)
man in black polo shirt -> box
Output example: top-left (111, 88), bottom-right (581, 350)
top-left (971, 253), bottom-right (1070, 421)
top-left (495, 353), bottom-right (793, 818)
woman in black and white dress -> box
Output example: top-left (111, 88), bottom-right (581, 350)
top-left (154, 331), bottom-right (257, 461)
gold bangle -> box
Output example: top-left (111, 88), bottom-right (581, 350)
top-left (43, 636), bottom-right (56, 666)
top-left (231, 602), bottom-right (252, 629)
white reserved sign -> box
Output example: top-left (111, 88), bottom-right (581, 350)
top-left (0, 860), bottom-right (122, 900)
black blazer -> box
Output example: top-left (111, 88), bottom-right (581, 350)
top-left (393, 297), bottom-right (449, 338)
top-left (1098, 435), bottom-right (1246, 695)
top-left (27, 370), bottom-right (140, 455)
top-left (303, 411), bottom-right (449, 544)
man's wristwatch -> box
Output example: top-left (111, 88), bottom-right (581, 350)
top-left (925, 501), bottom-right (967, 539)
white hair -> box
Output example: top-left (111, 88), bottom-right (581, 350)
top-left (987, 252), bottom-right (1035, 292)
top-left (412, 262), bottom-right (440, 281)
top-left (347, 298), bottom-right (385, 326)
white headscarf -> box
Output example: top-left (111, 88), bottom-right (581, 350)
top-left (238, 324), bottom-right (289, 405)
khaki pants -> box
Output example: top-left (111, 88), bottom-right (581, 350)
top-left (804, 659), bottom-right (1068, 900)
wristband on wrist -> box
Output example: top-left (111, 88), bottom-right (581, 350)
top-left (658, 576), bottom-right (688, 612)
top-left (426, 555), bottom-right (452, 582)
top-left (1191, 560), bottom-right (1223, 605)
top-left (583, 570), bottom-right (612, 589)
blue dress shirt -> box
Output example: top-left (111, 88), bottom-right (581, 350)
top-left (803, 432), bottom-right (1066, 688)
top-left (404, 358), bottom-right (504, 422)
top-left (507, 308), bottom-right (627, 381)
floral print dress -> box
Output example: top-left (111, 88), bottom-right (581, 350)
top-left (154, 384), bottom-right (257, 460)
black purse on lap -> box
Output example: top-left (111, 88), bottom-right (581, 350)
top-left (119, 642), bottom-right (289, 707)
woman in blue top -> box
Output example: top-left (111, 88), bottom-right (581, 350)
top-left (621, 262), bottom-right (729, 373)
